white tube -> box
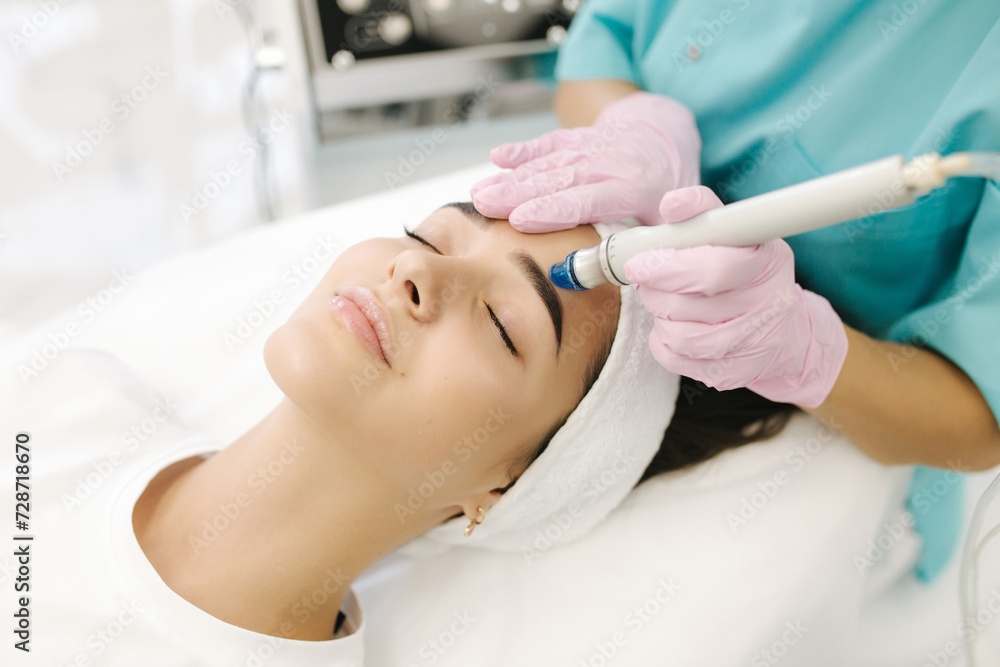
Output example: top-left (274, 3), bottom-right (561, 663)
top-left (561, 151), bottom-right (999, 289)
top-left (963, 152), bottom-right (1000, 182)
top-left (599, 154), bottom-right (928, 286)
top-left (961, 470), bottom-right (1000, 667)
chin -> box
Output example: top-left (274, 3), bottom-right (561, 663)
top-left (264, 315), bottom-right (343, 398)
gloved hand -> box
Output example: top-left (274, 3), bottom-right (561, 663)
top-left (623, 186), bottom-right (849, 408)
top-left (470, 92), bottom-right (701, 232)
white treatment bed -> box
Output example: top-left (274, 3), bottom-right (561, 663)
top-left (2, 164), bottom-right (996, 666)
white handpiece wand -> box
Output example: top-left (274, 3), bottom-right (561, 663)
top-left (549, 151), bottom-right (1000, 290)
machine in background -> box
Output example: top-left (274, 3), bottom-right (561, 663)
top-left (298, 0), bottom-right (578, 140)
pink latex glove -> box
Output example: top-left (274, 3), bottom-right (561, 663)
top-left (624, 186), bottom-right (849, 408)
top-left (470, 92), bottom-right (701, 231)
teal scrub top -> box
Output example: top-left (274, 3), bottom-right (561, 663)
top-left (556, 0), bottom-right (1000, 582)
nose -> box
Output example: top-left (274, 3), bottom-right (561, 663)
top-left (388, 249), bottom-right (465, 324)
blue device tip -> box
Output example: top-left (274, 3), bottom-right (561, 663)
top-left (549, 251), bottom-right (585, 291)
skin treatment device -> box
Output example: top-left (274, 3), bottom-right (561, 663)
top-left (549, 151), bottom-right (1000, 291)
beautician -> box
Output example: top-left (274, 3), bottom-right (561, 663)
top-left (471, 0), bottom-right (1000, 581)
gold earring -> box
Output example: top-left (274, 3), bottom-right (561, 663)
top-left (463, 507), bottom-right (485, 537)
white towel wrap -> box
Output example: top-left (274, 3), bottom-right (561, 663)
top-left (399, 221), bottom-right (680, 556)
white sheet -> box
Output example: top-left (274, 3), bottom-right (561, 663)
top-left (2, 163), bottom-right (990, 665)
top-left (357, 412), bottom-right (919, 666)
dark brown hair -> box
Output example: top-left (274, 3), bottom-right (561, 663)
top-left (506, 326), bottom-right (796, 491)
top-left (637, 377), bottom-right (798, 484)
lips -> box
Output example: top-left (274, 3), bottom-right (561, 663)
top-left (329, 286), bottom-right (394, 367)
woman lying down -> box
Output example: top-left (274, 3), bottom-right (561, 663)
top-left (3, 203), bottom-right (793, 665)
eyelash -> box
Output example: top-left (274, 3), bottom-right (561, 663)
top-left (403, 226), bottom-right (519, 358)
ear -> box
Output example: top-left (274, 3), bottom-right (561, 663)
top-left (458, 489), bottom-right (503, 522)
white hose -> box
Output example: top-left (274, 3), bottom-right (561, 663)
top-left (960, 470), bottom-right (1000, 666)
top-left (939, 151), bottom-right (1000, 182)
top-left (940, 151), bottom-right (1000, 666)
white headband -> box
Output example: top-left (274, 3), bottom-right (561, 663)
top-left (398, 222), bottom-right (680, 556)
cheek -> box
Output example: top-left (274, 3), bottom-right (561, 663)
top-left (379, 330), bottom-right (519, 477)
top-left (334, 238), bottom-right (399, 271)
top-left (364, 324), bottom-right (547, 494)
top-left (263, 323), bottom-right (334, 417)
top-left (311, 238), bottom-right (398, 296)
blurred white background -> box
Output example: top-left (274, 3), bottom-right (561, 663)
top-left (0, 0), bottom-right (557, 346)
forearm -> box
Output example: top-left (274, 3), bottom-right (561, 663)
top-left (803, 325), bottom-right (1000, 472)
top-left (553, 79), bottom-right (641, 127)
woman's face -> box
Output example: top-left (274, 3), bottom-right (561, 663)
top-left (264, 204), bottom-right (619, 515)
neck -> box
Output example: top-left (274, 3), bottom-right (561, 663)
top-left (133, 398), bottom-right (454, 641)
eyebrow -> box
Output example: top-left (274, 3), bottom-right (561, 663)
top-left (442, 202), bottom-right (563, 354)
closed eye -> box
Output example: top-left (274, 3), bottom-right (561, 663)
top-left (403, 226), bottom-right (442, 254)
top-left (403, 224), bottom-right (519, 359)
top-left (487, 304), bottom-right (519, 358)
